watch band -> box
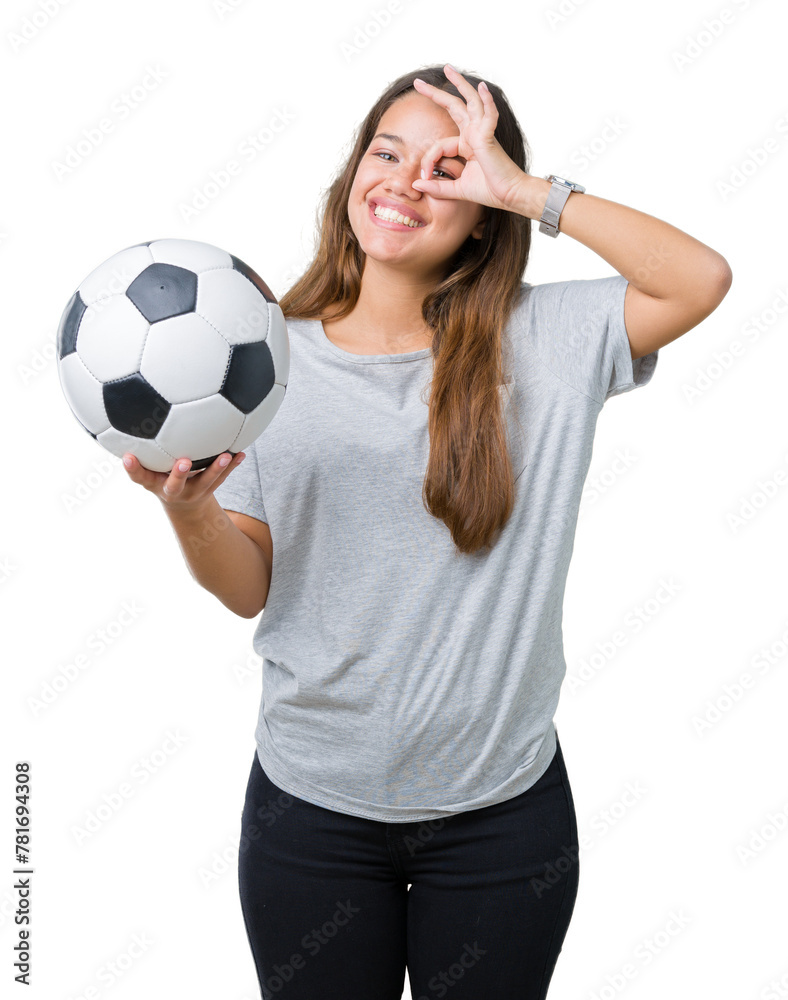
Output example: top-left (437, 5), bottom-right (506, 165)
top-left (539, 175), bottom-right (585, 237)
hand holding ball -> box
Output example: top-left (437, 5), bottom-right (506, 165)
top-left (56, 238), bottom-right (289, 474)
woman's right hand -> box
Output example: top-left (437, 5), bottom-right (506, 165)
top-left (121, 451), bottom-right (246, 511)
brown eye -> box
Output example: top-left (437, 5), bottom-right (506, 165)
top-left (374, 151), bottom-right (453, 180)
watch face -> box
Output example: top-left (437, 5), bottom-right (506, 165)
top-left (548, 175), bottom-right (585, 193)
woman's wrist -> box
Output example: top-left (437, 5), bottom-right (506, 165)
top-left (507, 173), bottom-right (554, 221)
top-left (158, 491), bottom-right (220, 524)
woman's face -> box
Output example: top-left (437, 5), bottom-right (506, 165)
top-left (347, 91), bottom-right (487, 281)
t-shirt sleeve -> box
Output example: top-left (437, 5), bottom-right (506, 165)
top-left (212, 438), bottom-right (268, 524)
top-left (521, 274), bottom-right (659, 404)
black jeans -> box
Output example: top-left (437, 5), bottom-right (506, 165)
top-left (238, 736), bottom-right (579, 1000)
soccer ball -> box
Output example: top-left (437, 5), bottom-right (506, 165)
top-left (56, 238), bottom-right (289, 473)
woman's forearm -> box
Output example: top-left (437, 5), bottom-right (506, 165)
top-left (512, 174), bottom-right (731, 305)
top-left (160, 495), bottom-right (271, 619)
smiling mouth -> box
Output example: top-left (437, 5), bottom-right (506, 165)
top-left (369, 202), bottom-right (426, 228)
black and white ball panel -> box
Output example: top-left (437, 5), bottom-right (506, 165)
top-left (229, 253), bottom-right (277, 303)
top-left (56, 238), bottom-right (288, 473)
top-left (77, 244), bottom-right (154, 307)
top-left (127, 263), bottom-right (197, 323)
top-left (77, 294), bottom-right (149, 382)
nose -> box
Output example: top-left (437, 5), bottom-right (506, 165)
top-left (386, 159), bottom-right (423, 197)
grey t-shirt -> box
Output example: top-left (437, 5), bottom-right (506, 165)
top-left (213, 274), bottom-right (658, 822)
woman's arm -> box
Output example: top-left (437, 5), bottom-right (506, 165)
top-left (159, 495), bottom-right (272, 620)
top-left (512, 176), bottom-right (733, 359)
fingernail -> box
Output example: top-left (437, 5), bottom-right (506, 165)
top-left (219, 455), bottom-right (230, 467)
top-left (178, 461), bottom-right (190, 472)
top-left (123, 456), bottom-right (132, 468)
top-left (420, 168), bottom-right (425, 180)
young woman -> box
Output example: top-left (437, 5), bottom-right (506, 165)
top-left (123, 63), bottom-right (731, 1000)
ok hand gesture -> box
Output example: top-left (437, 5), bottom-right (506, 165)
top-left (411, 65), bottom-right (527, 215)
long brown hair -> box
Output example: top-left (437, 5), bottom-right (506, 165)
top-left (278, 64), bottom-right (532, 555)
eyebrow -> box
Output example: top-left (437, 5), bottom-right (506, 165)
top-left (372, 132), bottom-right (466, 165)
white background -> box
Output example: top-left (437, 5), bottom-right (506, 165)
top-left (3, 0), bottom-right (787, 997)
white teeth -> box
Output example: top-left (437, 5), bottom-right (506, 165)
top-left (373, 204), bottom-right (423, 227)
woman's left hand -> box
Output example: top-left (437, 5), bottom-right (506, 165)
top-left (411, 65), bottom-right (527, 214)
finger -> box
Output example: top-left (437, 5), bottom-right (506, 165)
top-left (413, 73), bottom-right (486, 140)
top-left (413, 175), bottom-right (463, 199)
top-left (122, 452), bottom-right (168, 491)
top-left (162, 456), bottom-right (195, 498)
top-left (441, 64), bottom-right (485, 117)
top-left (412, 76), bottom-right (470, 122)
top-left (419, 134), bottom-right (461, 182)
top-left (198, 451), bottom-right (246, 488)
top-left (166, 454), bottom-right (234, 493)
top-left (477, 80), bottom-right (498, 121)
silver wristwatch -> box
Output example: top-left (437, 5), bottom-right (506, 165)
top-left (538, 175), bottom-right (585, 237)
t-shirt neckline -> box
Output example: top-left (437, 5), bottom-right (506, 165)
top-left (315, 320), bottom-right (433, 365)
